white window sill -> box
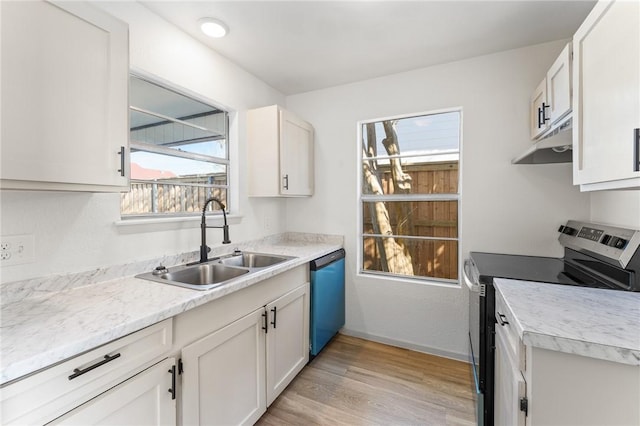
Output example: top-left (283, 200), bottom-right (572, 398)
top-left (357, 270), bottom-right (460, 288)
top-left (114, 214), bottom-right (243, 232)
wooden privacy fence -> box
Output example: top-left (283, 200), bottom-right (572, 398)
top-left (121, 175), bottom-right (227, 215)
top-left (363, 161), bottom-right (459, 280)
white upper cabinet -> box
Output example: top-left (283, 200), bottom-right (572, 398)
top-left (572, 0), bottom-right (640, 190)
top-left (546, 43), bottom-right (572, 125)
top-left (0, 0), bottom-right (129, 192)
top-left (529, 43), bottom-right (572, 140)
top-left (248, 105), bottom-right (314, 197)
top-left (530, 79), bottom-right (549, 139)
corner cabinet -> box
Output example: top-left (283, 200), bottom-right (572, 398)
top-left (248, 105), bottom-right (314, 197)
top-left (0, 0), bottom-right (130, 192)
top-left (572, 0), bottom-right (640, 190)
top-left (529, 43), bottom-right (572, 140)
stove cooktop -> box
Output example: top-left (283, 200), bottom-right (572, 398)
top-left (469, 252), bottom-right (604, 289)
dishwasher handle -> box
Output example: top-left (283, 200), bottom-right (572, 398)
top-left (310, 248), bottom-right (345, 270)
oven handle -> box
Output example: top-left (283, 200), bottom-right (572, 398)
top-left (463, 259), bottom-right (481, 292)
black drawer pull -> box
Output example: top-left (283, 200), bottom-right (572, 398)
top-left (68, 353), bottom-right (121, 380)
top-left (497, 313), bottom-right (509, 326)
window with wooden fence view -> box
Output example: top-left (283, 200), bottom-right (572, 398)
top-left (121, 75), bottom-right (229, 217)
top-left (360, 110), bottom-right (460, 282)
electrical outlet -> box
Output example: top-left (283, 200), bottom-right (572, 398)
top-left (1, 234), bottom-right (35, 266)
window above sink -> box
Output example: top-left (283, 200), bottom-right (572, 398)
top-left (121, 73), bottom-right (231, 219)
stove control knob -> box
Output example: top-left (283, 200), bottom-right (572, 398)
top-left (612, 237), bottom-right (628, 249)
top-left (558, 225), bottom-right (577, 236)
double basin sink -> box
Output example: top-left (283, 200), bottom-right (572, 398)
top-left (136, 251), bottom-right (295, 291)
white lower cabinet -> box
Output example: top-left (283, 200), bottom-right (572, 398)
top-left (0, 319), bottom-right (173, 425)
top-left (494, 323), bottom-right (526, 426)
top-left (494, 290), bottom-right (640, 426)
top-left (50, 358), bottom-right (176, 426)
top-left (181, 308), bottom-right (267, 426)
top-left (176, 266), bottom-right (310, 426)
top-left (1, 268), bottom-right (312, 426)
top-left (265, 284), bottom-right (310, 406)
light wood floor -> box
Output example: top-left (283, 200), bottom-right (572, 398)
top-left (256, 334), bottom-right (476, 425)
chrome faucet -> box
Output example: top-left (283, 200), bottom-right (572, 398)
top-left (200, 197), bottom-right (231, 263)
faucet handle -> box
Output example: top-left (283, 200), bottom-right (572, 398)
top-left (152, 265), bottom-right (168, 275)
top-left (233, 248), bottom-right (242, 255)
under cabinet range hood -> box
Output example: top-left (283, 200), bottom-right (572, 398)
top-left (512, 116), bottom-right (573, 164)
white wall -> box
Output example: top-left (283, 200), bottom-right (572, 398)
top-left (0, 2), bottom-right (286, 283)
top-left (285, 40), bottom-right (591, 359)
top-left (590, 191), bottom-right (640, 229)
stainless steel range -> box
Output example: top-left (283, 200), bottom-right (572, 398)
top-left (463, 220), bottom-right (640, 426)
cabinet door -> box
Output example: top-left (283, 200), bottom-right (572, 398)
top-left (546, 43), bottom-right (572, 125)
top-left (181, 308), bottom-right (266, 426)
top-left (573, 0), bottom-right (640, 188)
top-left (280, 109), bottom-right (314, 196)
top-left (0, 0), bottom-right (129, 191)
top-left (50, 358), bottom-right (176, 426)
top-left (494, 326), bottom-right (526, 426)
top-left (530, 78), bottom-right (548, 139)
top-left (265, 283), bottom-right (310, 406)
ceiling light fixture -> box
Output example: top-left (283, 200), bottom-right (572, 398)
top-left (199, 18), bottom-right (228, 38)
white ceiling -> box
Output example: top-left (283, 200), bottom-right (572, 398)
top-left (140, 1), bottom-right (596, 96)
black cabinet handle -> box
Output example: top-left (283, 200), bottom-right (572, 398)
top-left (68, 353), bottom-right (121, 380)
top-left (168, 365), bottom-right (176, 400)
top-left (283, 174), bottom-right (289, 190)
top-left (634, 128), bottom-right (639, 172)
top-left (497, 313), bottom-right (509, 326)
top-left (270, 306), bottom-right (277, 329)
top-left (541, 102), bottom-right (550, 124)
top-left (537, 107), bottom-right (543, 129)
top-left (117, 146), bottom-right (125, 177)
top-left (262, 310), bottom-right (268, 334)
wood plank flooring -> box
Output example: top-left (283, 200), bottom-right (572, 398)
top-left (256, 334), bottom-right (476, 425)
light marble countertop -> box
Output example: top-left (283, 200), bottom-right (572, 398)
top-left (0, 233), bottom-right (343, 385)
top-left (494, 278), bottom-right (640, 366)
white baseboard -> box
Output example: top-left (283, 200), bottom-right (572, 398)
top-left (339, 328), bottom-right (470, 363)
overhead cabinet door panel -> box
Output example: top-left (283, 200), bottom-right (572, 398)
top-left (0, 1), bottom-right (129, 191)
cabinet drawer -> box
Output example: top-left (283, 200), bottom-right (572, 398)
top-left (1, 319), bottom-right (172, 425)
top-left (494, 290), bottom-right (524, 370)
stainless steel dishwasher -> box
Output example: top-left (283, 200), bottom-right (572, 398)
top-left (309, 249), bottom-right (345, 357)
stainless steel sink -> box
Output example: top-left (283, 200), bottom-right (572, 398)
top-left (136, 251), bottom-right (295, 291)
top-left (218, 252), bottom-right (292, 268)
top-left (161, 263), bottom-right (249, 285)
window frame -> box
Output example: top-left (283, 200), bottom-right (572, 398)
top-left (356, 107), bottom-right (463, 286)
top-left (121, 71), bottom-right (232, 220)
